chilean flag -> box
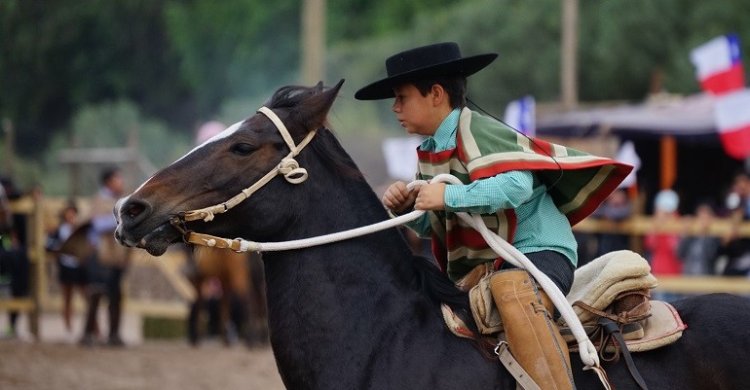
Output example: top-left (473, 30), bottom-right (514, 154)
top-left (690, 34), bottom-right (745, 95)
top-left (691, 34), bottom-right (750, 159)
top-left (714, 89), bottom-right (750, 159)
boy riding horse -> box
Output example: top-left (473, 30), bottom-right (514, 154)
top-left (356, 42), bottom-right (630, 389)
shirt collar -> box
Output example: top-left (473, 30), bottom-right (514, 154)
top-left (420, 108), bottom-right (461, 152)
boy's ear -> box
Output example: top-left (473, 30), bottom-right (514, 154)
top-left (431, 84), bottom-right (448, 106)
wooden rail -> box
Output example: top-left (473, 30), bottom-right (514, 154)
top-left (5, 196), bottom-right (750, 339)
top-left (655, 276), bottom-right (750, 295)
top-left (573, 215), bottom-right (750, 237)
top-left (1, 196), bottom-right (45, 338)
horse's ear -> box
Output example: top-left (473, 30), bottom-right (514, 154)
top-left (298, 79), bottom-right (345, 130)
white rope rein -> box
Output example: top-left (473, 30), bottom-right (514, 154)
top-left (202, 173), bottom-right (599, 369)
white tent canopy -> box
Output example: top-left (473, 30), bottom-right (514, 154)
top-left (537, 93), bottom-right (717, 137)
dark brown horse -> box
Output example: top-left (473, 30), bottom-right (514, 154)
top-left (115, 81), bottom-right (750, 389)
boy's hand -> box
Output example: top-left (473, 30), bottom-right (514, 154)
top-left (415, 182), bottom-right (446, 210)
top-left (382, 181), bottom-right (418, 213)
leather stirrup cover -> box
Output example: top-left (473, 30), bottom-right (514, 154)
top-left (489, 269), bottom-right (575, 390)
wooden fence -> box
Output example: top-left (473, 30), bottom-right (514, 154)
top-left (1, 195), bottom-right (193, 340)
top-left (2, 196), bottom-right (750, 340)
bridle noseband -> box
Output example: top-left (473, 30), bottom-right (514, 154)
top-left (169, 106), bottom-right (317, 249)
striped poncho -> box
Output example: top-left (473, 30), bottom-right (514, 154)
top-left (416, 107), bottom-right (632, 280)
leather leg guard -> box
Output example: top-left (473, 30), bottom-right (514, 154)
top-left (490, 269), bottom-right (575, 390)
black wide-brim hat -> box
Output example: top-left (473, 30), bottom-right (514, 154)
top-left (355, 42), bottom-right (498, 100)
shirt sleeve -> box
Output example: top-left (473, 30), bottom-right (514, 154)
top-left (388, 208), bottom-right (433, 238)
top-left (444, 170), bottom-right (534, 214)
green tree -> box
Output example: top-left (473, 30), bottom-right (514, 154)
top-left (328, 0), bottom-right (462, 42)
top-left (579, 0), bottom-right (750, 100)
top-left (42, 100), bottom-right (191, 195)
top-left (3, 0), bottom-right (750, 166)
top-left (0, 0), bottom-right (191, 157)
top-left (164, 0), bottom-right (301, 118)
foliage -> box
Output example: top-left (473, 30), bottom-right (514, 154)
top-left (327, 0), bottom-right (459, 42)
top-left (164, 0), bottom-right (300, 117)
top-left (578, 0), bottom-right (750, 100)
top-left (0, 0), bottom-right (190, 157)
top-left (328, 0), bottom-right (564, 129)
top-left (32, 101), bottom-right (191, 195)
top-left (71, 101), bottom-right (191, 166)
top-left (2, 0), bottom-right (750, 194)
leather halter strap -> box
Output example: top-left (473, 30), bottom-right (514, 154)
top-left (175, 106), bottom-right (316, 227)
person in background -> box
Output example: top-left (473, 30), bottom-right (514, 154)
top-left (721, 171), bottom-right (750, 276)
top-left (80, 167), bottom-right (132, 347)
top-left (644, 189), bottom-right (682, 276)
top-left (46, 200), bottom-right (89, 339)
top-left (677, 201), bottom-right (721, 276)
top-left (591, 188), bottom-right (633, 259)
top-left (0, 177), bottom-right (31, 338)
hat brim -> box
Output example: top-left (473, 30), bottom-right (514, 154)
top-left (355, 53), bottom-right (498, 100)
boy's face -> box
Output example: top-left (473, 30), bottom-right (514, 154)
top-left (391, 83), bottom-right (444, 136)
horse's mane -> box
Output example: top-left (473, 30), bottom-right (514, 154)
top-left (268, 84), bottom-right (484, 349)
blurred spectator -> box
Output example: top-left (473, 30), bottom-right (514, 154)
top-left (0, 177), bottom-right (31, 338)
top-left (677, 201), bottom-right (721, 276)
top-left (46, 200), bottom-right (88, 338)
top-left (644, 189), bottom-right (682, 276)
top-left (592, 188), bottom-right (633, 258)
top-left (725, 171), bottom-right (750, 219)
top-left (573, 232), bottom-right (598, 268)
top-left (80, 167), bottom-right (132, 347)
top-left (721, 171), bottom-right (750, 276)
top-left (0, 180), bottom-right (11, 234)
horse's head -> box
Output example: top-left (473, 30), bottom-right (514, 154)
top-left (115, 80), bottom-right (345, 256)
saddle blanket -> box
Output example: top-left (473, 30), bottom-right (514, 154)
top-left (442, 250), bottom-right (686, 353)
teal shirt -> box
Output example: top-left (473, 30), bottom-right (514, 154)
top-left (407, 108), bottom-right (578, 267)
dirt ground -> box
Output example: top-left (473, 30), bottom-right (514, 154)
top-left (0, 339), bottom-right (284, 390)
top-left (0, 311), bottom-right (285, 390)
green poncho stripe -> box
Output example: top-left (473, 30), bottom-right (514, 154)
top-left (456, 108), bottom-right (632, 226)
top-left (414, 108), bottom-right (630, 280)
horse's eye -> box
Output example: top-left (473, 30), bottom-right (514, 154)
top-left (230, 143), bottom-right (257, 156)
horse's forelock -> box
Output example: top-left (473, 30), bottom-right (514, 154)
top-left (266, 84), bottom-right (336, 134)
top-left (266, 85), bottom-right (318, 110)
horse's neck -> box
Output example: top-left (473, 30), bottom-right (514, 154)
top-left (259, 158), bottom-right (504, 388)
top-left (261, 178), bottom-right (423, 364)
top-left (262, 179), bottom-right (415, 318)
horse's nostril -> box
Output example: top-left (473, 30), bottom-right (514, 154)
top-left (122, 199), bottom-right (150, 222)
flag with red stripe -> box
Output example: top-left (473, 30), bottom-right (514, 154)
top-left (690, 34), bottom-right (744, 95)
top-left (714, 89), bottom-right (750, 159)
top-left (691, 34), bottom-right (750, 159)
